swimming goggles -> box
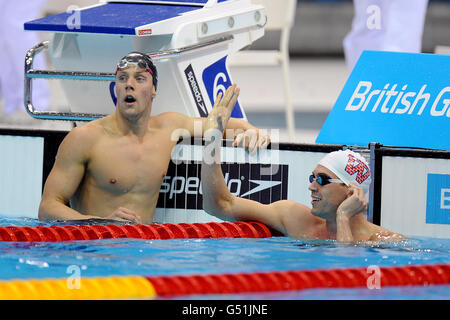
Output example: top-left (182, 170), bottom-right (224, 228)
top-left (115, 52), bottom-right (158, 89)
top-left (309, 173), bottom-right (344, 186)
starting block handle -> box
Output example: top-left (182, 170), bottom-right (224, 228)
top-left (24, 41), bottom-right (110, 121)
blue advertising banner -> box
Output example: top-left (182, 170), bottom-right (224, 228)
top-left (426, 174), bottom-right (450, 225)
top-left (316, 51), bottom-right (450, 151)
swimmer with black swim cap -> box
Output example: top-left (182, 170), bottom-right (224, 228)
top-left (114, 51), bottom-right (158, 113)
top-left (39, 51), bottom-right (269, 224)
top-left (116, 52), bottom-right (158, 90)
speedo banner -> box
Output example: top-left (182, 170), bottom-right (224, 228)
top-left (316, 51), bottom-right (450, 151)
top-left (157, 161), bottom-right (289, 210)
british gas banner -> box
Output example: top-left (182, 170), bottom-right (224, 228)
top-left (316, 51), bottom-right (450, 151)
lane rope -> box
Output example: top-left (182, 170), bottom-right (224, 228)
top-left (0, 221), bottom-right (275, 242)
top-left (1, 223), bottom-right (448, 299)
top-left (0, 264), bottom-right (448, 299)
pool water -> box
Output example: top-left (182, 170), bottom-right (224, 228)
top-left (0, 216), bottom-right (449, 299)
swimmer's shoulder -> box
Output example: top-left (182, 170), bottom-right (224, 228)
top-left (368, 229), bottom-right (405, 242)
top-left (150, 112), bottom-right (192, 129)
top-left (274, 200), bottom-right (314, 224)
top-left (362, 221), bottom-right (405, 242)
top-left (272, 200), bottom-right (310, 215)
top-left (273, 200), bottom-right (322, 237)
top-left (60, 119), bottom-right (104, 152)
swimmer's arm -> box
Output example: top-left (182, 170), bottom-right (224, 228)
top-left (201, 84), bottom-right (289, 232)
top-left (179, 115), bottom-right (257, 138)
top-left (180, 115), bottom-right (257, 139)
top-left (335, 214), bottom-right (353, 242)
top-left (175, 85), bottom-right (270, 150)
top-left (38, 128), bottom-right (97, 221)
top-left (197, 116), bottom-right (271, 154)
top-left (202, 157), bottom-right (306, 235)
top-left (202, 160), bottom-right (311, 236)
top-left (186, 85), bottom-right (253, 136)
top-left (336, 185), bottom-right (368, 242)
top-left (201, 110), bottom-right (289, 234)
top-left (201, 169), bottom-right (289, 235)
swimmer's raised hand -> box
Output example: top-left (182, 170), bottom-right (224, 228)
top-left (205, 84), bottom-right (270, 154)
top-left (107, 207), bottom-right (142, 223)
top-left (336, 184), bottom-right (367, 220)
top-left (206, 84), bottom-right (240, 132)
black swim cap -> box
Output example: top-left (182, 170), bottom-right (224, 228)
top-left (116, 52), bottom-right (158, 90)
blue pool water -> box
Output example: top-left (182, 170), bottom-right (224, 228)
top-left (0, 216), bottom-right (449, 299)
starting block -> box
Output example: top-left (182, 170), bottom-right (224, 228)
top-left (24, 0), bottom-right (267, 121)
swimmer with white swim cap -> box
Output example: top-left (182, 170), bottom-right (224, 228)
top-left (311, 149), bottom-right (371, 218)
top-left (317, 150), bottom-right (372, 196)
top-left (202, 106), bottom-right (403, 242)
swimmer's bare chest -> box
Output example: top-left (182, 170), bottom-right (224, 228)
top-left (75, 132), bottom-right (177, 217)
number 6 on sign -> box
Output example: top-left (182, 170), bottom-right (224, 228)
top-left (203, 56), bottom-right (244, 118)
top-left (213, 72), bottom-right (228, 100)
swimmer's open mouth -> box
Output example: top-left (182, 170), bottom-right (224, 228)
top-left (124, 95), bottom-right (136, 103)
top-left (311, 195), bottom-right (321, 206)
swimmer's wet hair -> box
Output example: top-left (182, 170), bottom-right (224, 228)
top-left (116, 52), bottom-right (158, 90)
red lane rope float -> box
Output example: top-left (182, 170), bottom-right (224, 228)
top-left (145, 264), bottom-right (450, 297)
top-left (0, 264), bottom-right (448, 299)
top-left (0, 221), bottom-right (273, 242)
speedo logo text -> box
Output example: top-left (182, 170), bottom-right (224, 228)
top-left (157, 162), bottom-right (288, 210)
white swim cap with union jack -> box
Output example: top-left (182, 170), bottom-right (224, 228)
top-left (318, 149), bottom-right (372, 197)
